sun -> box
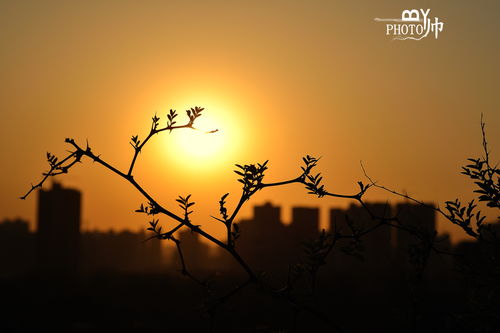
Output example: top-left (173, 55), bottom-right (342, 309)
top-left (173, 114), bottom-right (225, 158)
top-left (162, 105), bottom-right (243, 171)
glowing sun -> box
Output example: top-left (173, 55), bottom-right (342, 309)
top-left (164, 106), bottom-right (242, 170)
top-left (174, 116), bottom-right (225, 158)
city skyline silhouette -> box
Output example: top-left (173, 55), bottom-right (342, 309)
top-left (1, 181), bottom-right (459, 278)
top-left (1, 180), bottom-right (494, 332)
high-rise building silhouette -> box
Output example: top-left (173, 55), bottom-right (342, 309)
top-left (37, 182), bottom-right (81, 276)
top-left (235, 202), bottom-right (289, 276)
top-left (290, 206), bottom-right (319, 241)
top-left (0, 218), bottom-right (34, 277)
top-left (395, 202), bottom-right (436, 256)
top-left (214, 202), bottom-right (321, 279)
top-left (329, 203), bottom-right (394, 278)
top-left (393, 202), bottom-right (445, 278)
top-left (253, 202), bottom-right (282, 232)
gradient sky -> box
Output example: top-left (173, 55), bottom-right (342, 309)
top-left (1, 0), bottom-right (498, 244)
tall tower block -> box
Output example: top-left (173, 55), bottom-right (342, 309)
top-left (37, 182), bottom-right (81, 276)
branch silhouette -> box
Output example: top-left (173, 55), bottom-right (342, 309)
top-left (22, 107), bottom-right (353, 330)
top-left (23, 109), bottom-right (499, 331)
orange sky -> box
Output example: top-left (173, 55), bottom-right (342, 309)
top-left (1, 0), bottom-right (499, 244)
